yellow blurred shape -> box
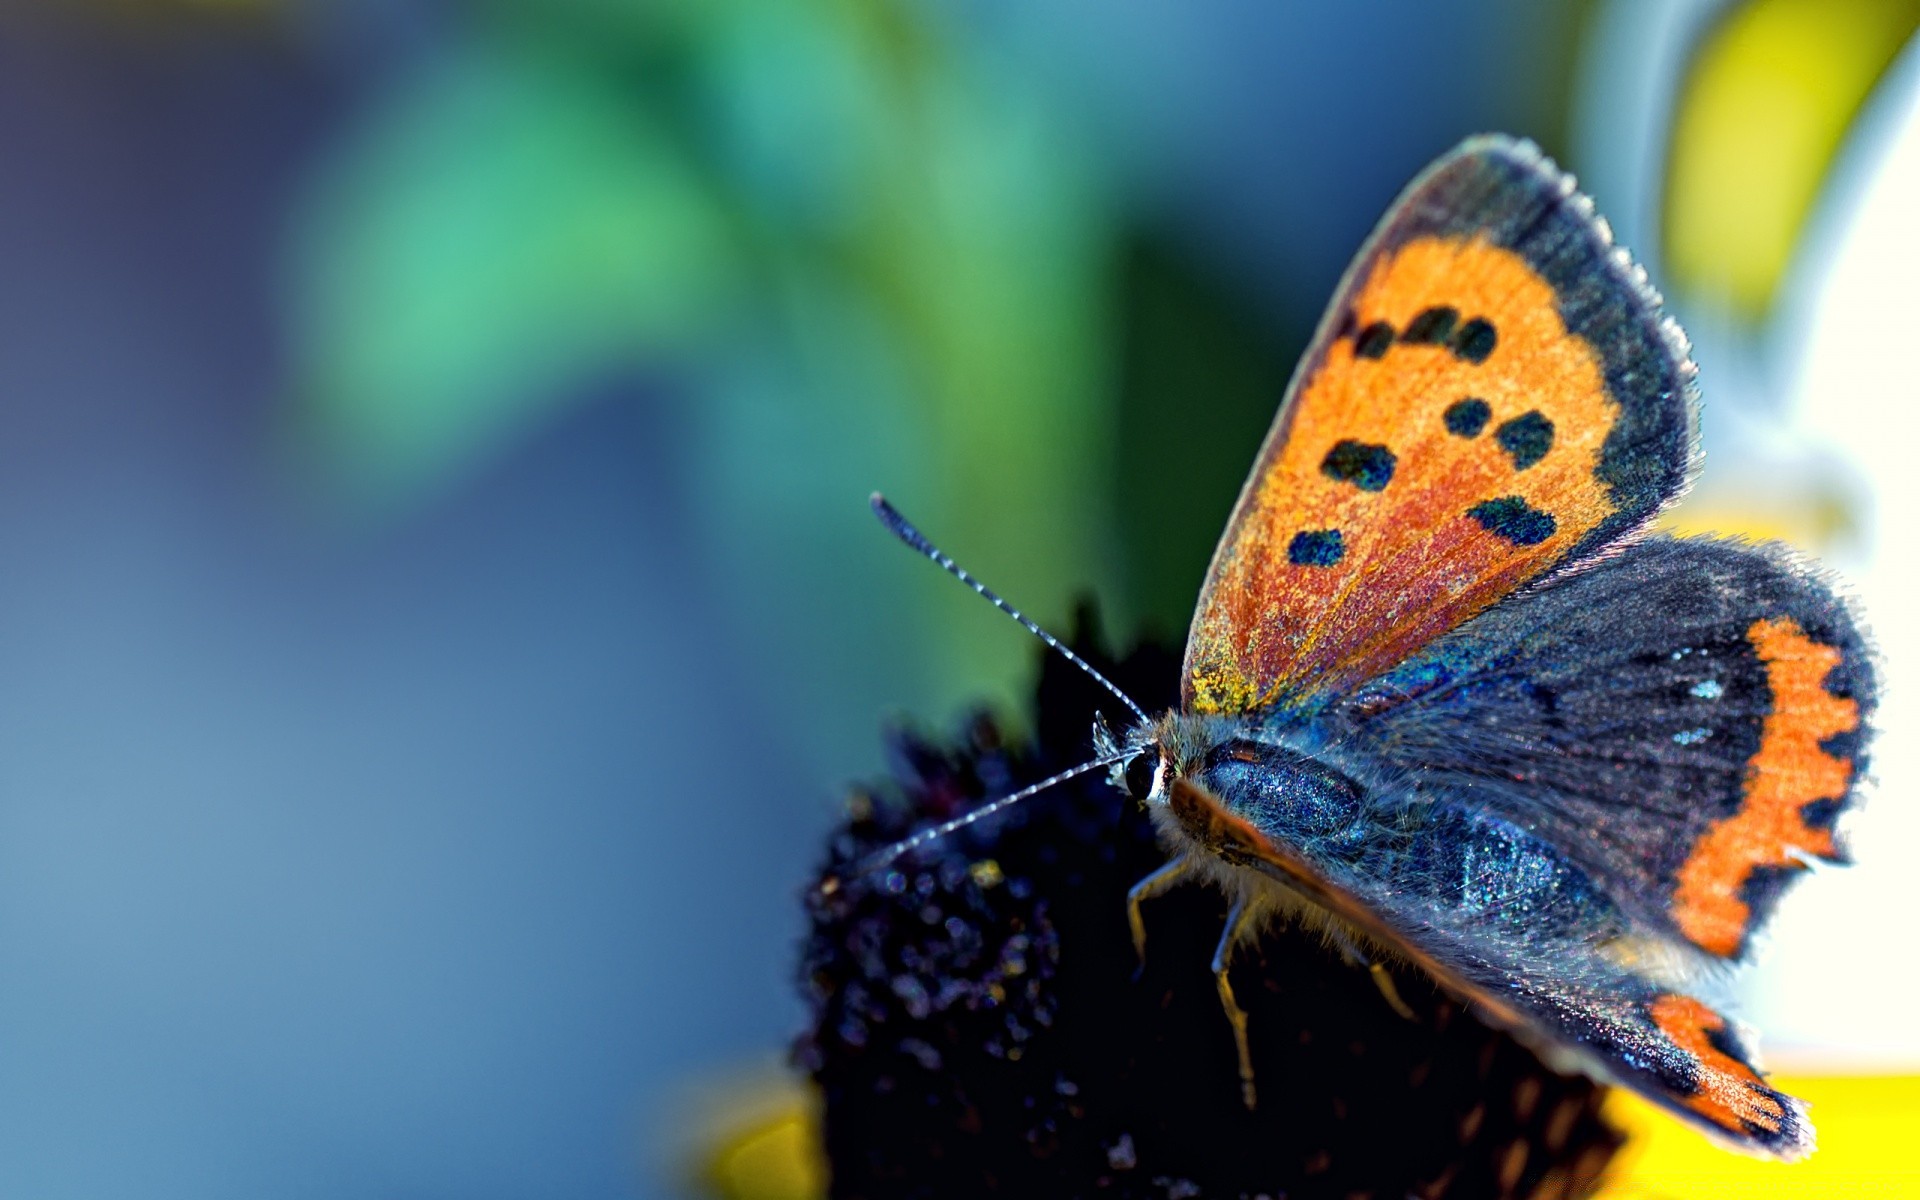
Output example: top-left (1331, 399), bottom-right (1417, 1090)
top-left (1666, 0), bottom-right (1920, 316)
top-left (702, 1107), bottom-right (825, 1200)
top-left (1598, 1074), bottom-right (1920, 1197)
top-left (1655, 488), bottom-right (1856, 553)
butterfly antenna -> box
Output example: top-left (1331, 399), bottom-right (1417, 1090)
top-left (869, 493), bottom-right (1150, 727)
top-left (821, 748), bottom-right (1135, 892)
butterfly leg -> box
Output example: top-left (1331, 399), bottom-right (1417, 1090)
top-left (1126, 857), bottom-right (1192, 978)
top-left (1367, 964), bottom-right (1418, 1021)
top-left (1326, 925), bottom-right (1418, 1021)
top-left (1213, 897), bottom-right (1260, 1110)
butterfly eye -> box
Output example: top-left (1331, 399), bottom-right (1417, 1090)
top-left (1122, 752), bottom-right (1159, 800)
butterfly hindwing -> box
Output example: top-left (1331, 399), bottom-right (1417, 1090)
top-left (1470, 953), bottom-right (1815, 1157)
top-left (1172, 763), bottom-right (1818, 1158)
top-left (1334, 535), bottom-right (1874, 961)
top-left (1184, 136), bottom-right (1697, 715)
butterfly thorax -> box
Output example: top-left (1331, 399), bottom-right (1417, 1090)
top-left (1139, 710), bottom-right (1367, 868)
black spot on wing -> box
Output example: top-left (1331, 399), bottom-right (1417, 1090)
top-left (1468, 496), bottom-right (1555, 545)
top-left (1320, 440), bottom-right (1397, 491)
top-left (1400, 305), bottom-right (1459, 344)
top-left (1354, 321), bottom-right (1395, 359)
top-left (1444, 398), bottom-right (1490, 438)
top-left (1289, 529), bottom-right (1345, 566)
top-left (1799, 797), bottom-right (1843, 836)
top-left (1495, 411), bottom-right (1554, 470)
top-left (1818, 725), bottom-right (1865, 769)
top-left (1341, 139), bottom-right (1695, 559)
top-left (1737, 866), bottom-right (1808, 941)
top-left (1451, 317), bottom-right (1497, 363)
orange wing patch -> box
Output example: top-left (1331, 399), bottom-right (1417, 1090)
top-left (1647, 994), bottom-right (1794, 1141)
top-left (1186, 236), bottom-right (1621, 713)
top-left (1672, 617), bottom-right (1859, 956)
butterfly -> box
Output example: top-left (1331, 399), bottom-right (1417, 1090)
top-left (858, 134), bottom-right (1874, 1161)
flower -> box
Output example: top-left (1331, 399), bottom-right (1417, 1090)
top-left (796, 614), bottom-right (1624, 1198)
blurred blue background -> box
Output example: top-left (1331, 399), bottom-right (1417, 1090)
top-left (0, 2), bottom-right (1915, 1197)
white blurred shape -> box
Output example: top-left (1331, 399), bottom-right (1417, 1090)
top-left (1752, 37), bottom-right (1920, 1068)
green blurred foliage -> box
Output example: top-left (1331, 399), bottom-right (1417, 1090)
top-left (281, 0), bottom-right (1617, 769)
top-left (293, 45), bottom-right (739, 500)
top-left (1113, 238), bottom-right (1298, 645)
top-left (288, 0), bottom-right (1129, 767)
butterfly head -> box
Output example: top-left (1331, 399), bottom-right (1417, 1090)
top-left (1099, 709), bottom-right (1210, 806)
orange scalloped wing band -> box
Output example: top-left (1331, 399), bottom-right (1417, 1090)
top-left (1185, 235), bottom-right (1621, 713)
top-left (1671, 617), bottom-right (1860, 956)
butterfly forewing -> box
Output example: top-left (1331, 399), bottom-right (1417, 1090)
top-left (1183, 137), bottom-right (1697, 715)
